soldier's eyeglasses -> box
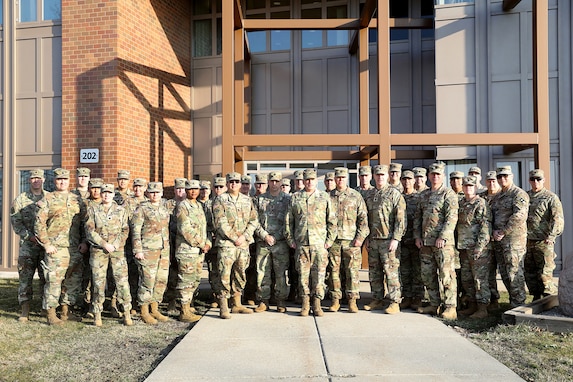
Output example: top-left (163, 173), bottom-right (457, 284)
top-left (529, 177), bottom-right (543, 181)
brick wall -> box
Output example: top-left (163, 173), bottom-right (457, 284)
top-left (61, 0), bottom-right (191, 196)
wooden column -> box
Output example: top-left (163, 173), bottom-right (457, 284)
top-left (222, 0), bottom-right (235, 175)
top-left (234, 26), bottom-right (245, 173)
top-left (359, 27), bottom-right (370, 166)
top-left (377, 0), bottom-right (391, 165)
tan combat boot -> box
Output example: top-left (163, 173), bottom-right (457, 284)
top-left (364, 299), bottom-right (385, 311)
top-left (230, 294), bottom-right (253, 314)
top-left (254, 300), bottom-right (269, 313)
top-left (312, 297), bottom-right (324, 317)
top-left (94, 312), bottom-right (102, 327)
top-left (410, 297), bottom-right (422, 310)
top-left (277, 300), bottom-right (287, 313)
top-left (441, 306), bottom-right (457, 320)
top-left (60, 304), bottom-right (69, 321)
top-left (19, 301), bottom-right (30, 322)
top-left (384, 302), bottom-right (400, 314)
top-left (399, 297), bottom-right (412, 310)
top-left (329, 298), bottom-right (340, 312)
top-left (150, 301), bottom-right (169, 322)
top-left (46, 307), bottom-right (63, 326)
top-left (179, 302), bottom-right (201, 323)
top-left (219, 298), bottom-right (231, 319)
top-left (459, 301), bottom-right (478, 316)
top-left (488, 299), bottom-right (499, 312)
top-left (123, 309), bottom-right (133, 326)
top-left (470, 303), bottom-right (488, 319)
top-left (417, 305), bottom-right (438, 315)
top-left (110, 297), bottom-right (121, 318)
top-left (348, 298), bottom-right (358, 313)
top-left (140, 304), bottom-right (158, 325)
top-left (300, 296), bottom-right (310, 316)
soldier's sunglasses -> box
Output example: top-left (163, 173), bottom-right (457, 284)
top-left (529, 177), bottom-right (543, 182)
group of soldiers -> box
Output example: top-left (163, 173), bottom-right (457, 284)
top-left (10, 160), bottom-right (563, 325)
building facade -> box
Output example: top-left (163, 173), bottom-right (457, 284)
top-left (1, 0), bottom-right (571, 272)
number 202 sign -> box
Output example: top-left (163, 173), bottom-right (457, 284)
top-left (80, 149), bottom-right (99, 163)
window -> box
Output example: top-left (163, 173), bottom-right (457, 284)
top-left (302, 1), bottom-right (348, 49)
top-left (192, 0), bottom-right (222, 57)
top-left (245, 0), bottom-right (291, 53)
top-left (20, 0), bottom-right (37, 22)
top-left (18, 0), bottom-right (61, 22)
top-left (0, 0), bottom-right (3, 25)
top-left (43, 0), bottom-right (61, 21)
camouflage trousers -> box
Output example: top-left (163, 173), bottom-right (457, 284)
top-left (176, 248), bottom-right (205, 304)
top-left (164, 238), bottom-right (179, 305)
top-left (368, 239), bottom-right (401, 302)
top-left (524, 240), bottom-right (558, 296)
top-left (205, 249), bottom-right (220, 296)
top-left (17, 240), bottom-right (46, 304)
top-left (493, 235), bottom-right (526, 307)
top-left (459, 248), bottom-right (491, 304)
top-left (397, 241), bottom-right (423, 300)
top-left (420, 245), bottom-right (457, 308)
top-left (328, 240), bottom-right (362, 300)
top-left (41, 248), bottom-right (83, 309)
top-left (136, 249), bottom-right (169, 305)
top-left (489, 241), bottom-right (501, 301)
top-left (216, 246), bottom-right (249, 299)
top-left (90, 248), bottom-right (132, 314)
top-left (296, 244), bottom-right (328, 300)
top-left (81, 251), bottom-right (93, 307)
top-left (61, 250), bottom-right (84, 307)
top-left (256, 241), bottom-right (290, 301)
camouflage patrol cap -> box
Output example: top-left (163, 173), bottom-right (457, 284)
top-left (255, 174), bottom-right (268, 184)
top-left (101, 184), bottom-right (114, 193)
top-left (281, 178), bottom-right (291, 186)
top-left (468, 166), bottom-right (481, 175)
top-left (89, 178), bottom-right (104, 188)
top-left (358, 166), bottom-right (372, 176)
top-left (325, 172), bottom-right (335, 181)
top-left (77, 167), bottom-right (91, 177)
top-left (462, 176), bottom-right (477, 186)
top-left (529, 169), bottom-right (545, 179)
top-left (413, 167), bottom-right (427, 177)
top-left (497, 166), bottom-right (513, 176)
top-left (240, 174), bottom-right (251, 184)
top-left (373, 164), bottom-right (389, 175)
top-left (389, 163), bottom-right (402, 172)
top-left (269, 171), bottom-right (282, 181)
top-left (227, 172), bottom-right (241, 182)
top-left (186, 179), bottom-right (200, 189)
top-left (401, 170), bottom-right (414, 179)
top-left (428, 163), bottom-right (445, 175)
top-left (200, 180), bottom-right (211, 189)
top-left (117, 170), bottom-right (130, 180)
top-left (449, 171), bottom-right (464, 179)
top-left (294, 170), bottom-right (304, 180)
top-left (54, 168), bottom-right (70, 179)
top-left (334, 167), bottom-right (348, 177)
top-left (147, 182), bottom-right (163, 193)
top-left (486, 171), bottom-right (497, 180)
top-left (30, 169), bottom-right (44, 179)
top-left (174, 178), bottom-right (187, 189)
top-left (133, 178), bottom-right (147, 187)
top-left (303, 169), bottom-right (317, 179)
top-left (213, 177), bottom-right (226, 187)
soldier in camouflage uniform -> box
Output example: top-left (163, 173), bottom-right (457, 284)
top-left (254, 174), bottom-right (268, 196)
top-left (449, 171), bottom-right (464, 196)
top-left (324, 172), bottom-right (336, 192)
top-left (240, 175), bottom-right (252, 196)
top-left (414, 162), bottom-right (459, 320)
top-left (85, 184), bottom-right (132, 326)
top-left (245, 174), bottom-right (266, 305)
top-left (490, 166), bottom-right (529, 307)
top-left (388, 163), bottom-right (404, 192)
top-left (293, 170), bottom-right (305, 192)
top-left (175, 180), bottom-right (211, 323)
top-left (73, 167), bottom-right (91, 199)
top-left (252, 172), bottom-right (292, 313)
top-left (525, 169), bottom-right (564, 300)
top-left (114, 170), bottom-right (134, 205)
top-left (10, 169), bottom-right (47, 322)
top-left (355, 166), bottom-right (374, 198)
top-left (212, 172), bottom-right (259, 319)
top-left (398, 170), bottom-right (424, 310)
top-left (35, 168), bottom-right (88, 325)
top-left (280, 178), bottom-right (292, 194)
top-left (131, 182), bottom-right (171, 324)
top-left (456, 176), bottom-right (492, 319)
top-left (468, 167), bottom-right (486, 193)
top-left (285, 169), bottom-right (337, 317)
top-left (483, 171), bottom-right (502, 309)
top-left (363, 165), bottom-right (406, 314)
top-left (413, 167), bottom-right (429, 192)
top-left (328, 168), bottom-right (369, 313)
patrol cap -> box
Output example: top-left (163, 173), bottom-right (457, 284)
top-left (281, 178), bottom-right (291, 186)
top-left (486, 171), bottom-right (497, 180)
top-left (174, 178), bottom-right (187, 189)
top-left (200, 180), bottom-right (211, 189)
top-left (269, 172), bottom-right (282, 181)
top-left (77, 167), bottom-right (91, 177)
top-left (373, 164), bottom-right (389, 175)
top-left (462, 176), bottom-right (477, 186)
top-left (101, 184), bottom-right (114, 193)
top-left (186, 179), bottom-right (200, 189)
top-left (30, 169), bottom-right (44, 179)
top-left (401, 170), bottom-right (414, 179)
top-left (413, 167), bottom-right (427, 177)
top-left (117, 170), bottom-right (130, 179)
top-left (294, 170), bottom-right (304, 180)
top-left (334, 167), bottom-right (348, 178)
top-left (389, 163), bottom-right (402, 172)
top-left (529, 169), bottom-right (545, 179)
top-left (133, 178), bottom-right (147, 187)
top-left (303, 169), bottom-right (317, 180)
top-left (428, 163), bottom-right (445, 175)
top-left (449, 171), bottom-right (464, 179)
top-left (325, 172), bottom-right (335, 180)
top-left (240, 174), bottom-right (251, 184)
top-left (147, 182), bottom-right (163, 193)
top-left (227, 172), bottom-right (241, 182)
top-left (468, 167), bottom-right (481, 175)
top-left (358, 166), bottom-right (372, 176)
top-left (54, 168), bottom-right (70, 179)
top-left (89, 178), bottom-right (104, 188)
top-left (497, 166), bottom-right (513, 176)
top-left (213, 177), bottom-right (226, 187)
top-left (255, 174), bottom-right (268, 184)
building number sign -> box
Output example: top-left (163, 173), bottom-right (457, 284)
top-left (80, 148), bottom-right (99, 163)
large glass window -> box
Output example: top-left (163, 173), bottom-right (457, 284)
top-left (192, 0), bottom-right (222, 57)
top-left (245, 0), bottom-right (291, 53)
top-left (20, 0), bottom-right (37, 22)
top-left (43, 0), bottom-right (61, 21)
top-left (18, 0), bottom-right (61, 22)
top-left (194, 19), bottom-right (213, 57)
top-left (0, 0), bottom-right (3, 25)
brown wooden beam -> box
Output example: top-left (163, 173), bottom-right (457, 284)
top-left (234, 0), bottom-right (243, 29)
top-left (349, 0), bottom-right (377, 54)
top-left (234, 134), bottom-right (381, 147)
top-left (503, 0), bottom-right (523, 11)
top-left (368, 18), bottom-right (434, 29)
top-left (390, 133), bottom-right (539, 146)
top-left (241, 150), bottom-right (373, 162)
top-left (504, 145), bottom-right (535, 155)
top-left (393, 150), bottom-right (436, 160)
top-left (378, 0), bottom-right (391, 165)
top-left (222, 0), bottom-right (234, 174)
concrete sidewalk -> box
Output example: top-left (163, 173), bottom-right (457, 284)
top-left (146, 271), bottom-right (523, 382)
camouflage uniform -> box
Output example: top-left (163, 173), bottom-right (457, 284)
top-left (285, 188), bottom-right (337, 300)
top-left (364, 185), bottom-right (406, 303)
top-left (200, 197), bottom-right (219, 295)
top-left (164, 184), bottom-right (186, 308)
top-left (212, 192), bottom-right (259, 299)
top-left (114, 189), bottom-right (134, 206)
top-left (131, 200), bottom-right (170, 305)
top-left (414, 184), bottom-right (459, 308)
top-left (11, 188), bottom-right (47, 304)
top-left (176, 199), bottom-right (211, 304)
top-left (35, 191), bottom-right (87, 310)
top-left (85, 200), bottom-right (131, 314)
top-left (491, 183), bottom-right (529, 306)
top-left (525, 187), bottom-right (564, 297)
top-left (253, 190), bottom-right (292, 302)
top-left (124, 194), bottom-right (147, 307)
top-left (457, 196), bottom-right (492, 304)
top-left (399, 190), bottom-right (424, 301)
